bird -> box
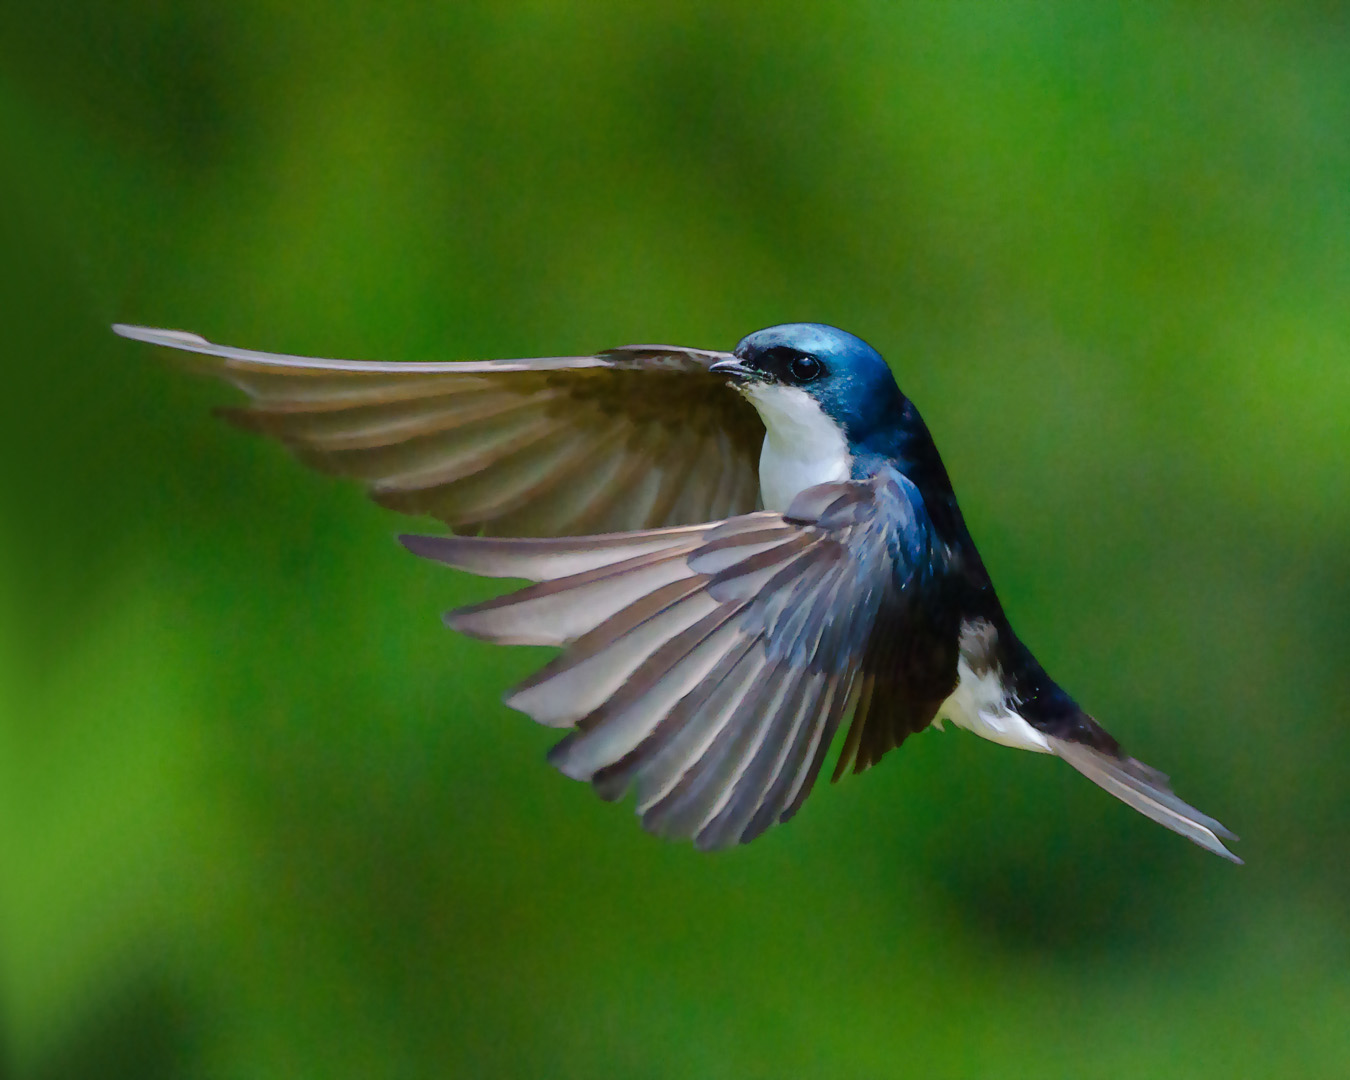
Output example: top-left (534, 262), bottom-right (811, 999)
top-left (113, 320), bottom-right (1240, 861)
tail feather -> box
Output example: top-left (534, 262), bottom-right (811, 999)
top-left (1050, 737), bottom-right (1241, 863)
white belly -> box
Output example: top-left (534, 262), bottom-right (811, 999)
top-left (937, 620), bottom-right (1051, 753)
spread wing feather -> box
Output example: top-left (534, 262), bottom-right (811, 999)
top-left (114, 324), bottom-right (764, 535)
top-left (403, 470), bottom-right (943, 848)
top-left (120, 326), bottom-right (1242, 859)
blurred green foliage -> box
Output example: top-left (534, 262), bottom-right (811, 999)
top-left (2, 3), bottom-right (1348, 1077)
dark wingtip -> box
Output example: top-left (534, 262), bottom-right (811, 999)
top-left (398, 533), bottom-right (464, 564)
top-left (398, 532), bottom-right (435, 555)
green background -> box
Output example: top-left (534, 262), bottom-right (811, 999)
top-left (3, 3), bottom-right (1348, 1077)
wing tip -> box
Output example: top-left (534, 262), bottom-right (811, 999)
top-left (112, 323), bottom-right (210, 348)
top-left (398, 532), bottom-right (451, 561)
top-left (399, 532), bottom-right (498, 570)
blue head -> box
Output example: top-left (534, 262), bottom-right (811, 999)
top-left (713, 322), bottom-right (959, 534)
top-left (717, 323), bottom-right (907, 452)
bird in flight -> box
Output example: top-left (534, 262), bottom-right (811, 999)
top-left (114, 321), bottom-right (1239, 861)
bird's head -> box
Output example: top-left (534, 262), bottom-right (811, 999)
top-left (711, 323), bottom-right (905, 448)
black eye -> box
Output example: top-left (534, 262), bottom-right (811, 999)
top-left (790, 355), bottom-right (822, 383)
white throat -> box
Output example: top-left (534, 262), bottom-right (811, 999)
top-left (741, 383), bottom-right (853, 512)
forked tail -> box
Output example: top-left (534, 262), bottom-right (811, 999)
top-left (1049, 735), bottom-right (1240, 862)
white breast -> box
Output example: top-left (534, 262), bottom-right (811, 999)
top-left (740, 384), bottom-right (853, 511)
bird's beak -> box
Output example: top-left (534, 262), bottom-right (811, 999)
top-left (709, 358), bottom-right (757, 381)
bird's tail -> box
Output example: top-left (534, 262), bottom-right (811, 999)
top-left (1048, 735), bottom-right (1241, 862)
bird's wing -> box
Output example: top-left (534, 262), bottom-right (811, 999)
top-left (114, 324), bottom-right (764, 535)
top-left (402, 467), bottom-right (952, 849)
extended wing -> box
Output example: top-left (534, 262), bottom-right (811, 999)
top-left (114, 324), bottom-right (764, 535)
top-left (403, 468), bottom-right (952, 849)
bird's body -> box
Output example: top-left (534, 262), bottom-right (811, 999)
top-left (114, 320), bottom-right (1239, 860)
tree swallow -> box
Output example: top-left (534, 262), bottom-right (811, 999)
top-left (113, 321), bottom-right (1239, 861)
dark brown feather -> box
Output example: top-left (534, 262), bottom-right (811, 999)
top-left (116, 323), bottom-right (764, 535)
